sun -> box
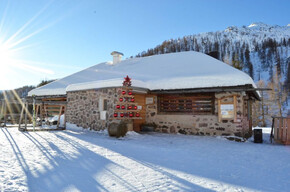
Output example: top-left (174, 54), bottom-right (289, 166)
top-left (0, 1), bottom-right (70, 90)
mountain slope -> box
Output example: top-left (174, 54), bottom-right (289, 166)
top-left (136, 22), bottom-right (289, 83)
top-left (135, 22), bottom-right (290, 122)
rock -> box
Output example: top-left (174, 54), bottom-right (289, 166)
top-left (178, 129), bottom-right (186, 134)
top-left (170, 126), bottom-right (175, 133)
top-left (199, 123), bottom-right (208, 127)
top-left (225, 136), bottom-right (246, 142)
top-left (216, 127), bottom-right (225, 131)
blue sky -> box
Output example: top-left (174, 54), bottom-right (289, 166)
top-left (0, 0), bottom-right (289, 90)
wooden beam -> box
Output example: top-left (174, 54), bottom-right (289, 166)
top-left (41, 103), bottom-right (44, 127)
top-left (63, 105), bottom-right (66, 129)
top-left (233, 95), bottom-right (237, 122)
top-left (18, 101), bottom-right (25, 130)
top-left (45, 109), bottom-right (64, 112)
top-left (3, 102), bottom-right (7, 127)
top-left (24, 102), bottom-right (28, 131)
top-left (35, 105), bottom-right (39, 120)
top-left (33, 97), bottom-right (36, 131)
top-left (43, 105), bottom-right (66, 108)
top-left (34, 101), bottom-right (67, 105)
top-left (56, 106), bottom-right (63, 129)
top-left (219, 94), bottom-right (239, 101)
top-left (26, 95), bottom-right (66, 100)
top-left (218, 99), bottom-right (221, 123)
top-left (287, 118), bottom-right (290, 144)
top-left (42, 97), bottom-right (67, 101)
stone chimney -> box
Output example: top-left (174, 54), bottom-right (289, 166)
top-left (111, 51), bottom-right (124, 65)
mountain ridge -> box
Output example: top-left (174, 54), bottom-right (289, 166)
top-left (135, 22), bottom-right (289, 83)
top-left (134, 22), bottom-right (290, 121)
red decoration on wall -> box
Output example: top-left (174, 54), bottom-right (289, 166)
top-left (123, 75), bottom-right (132, 87)
top-left (113, 76), bottom-right (142, 120)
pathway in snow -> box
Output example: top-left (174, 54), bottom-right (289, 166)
top-left (0, 126), bottom-right (289, 192)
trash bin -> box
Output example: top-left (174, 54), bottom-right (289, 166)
top-left (254, 129), bottom-right (263, 143)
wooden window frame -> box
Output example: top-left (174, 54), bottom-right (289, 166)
top-left (157, 93), bottom-right (215, 115)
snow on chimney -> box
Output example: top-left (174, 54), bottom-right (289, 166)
top-left (111, 51), bottom-right (124, 65)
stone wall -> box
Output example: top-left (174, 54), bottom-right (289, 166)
top-left (66, 89), bottom-right (251, 137)
top-left (146, 92), bottom-right (251, 137)
top-left (66, 88), bottom-right (119, 130)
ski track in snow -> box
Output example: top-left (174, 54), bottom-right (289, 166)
top-left (0, 126), bottom-right (290, 192)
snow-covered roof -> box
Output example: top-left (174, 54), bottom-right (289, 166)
top-left (28, 51), bottom-right (257, 96)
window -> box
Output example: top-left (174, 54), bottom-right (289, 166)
top-left (99, 97), bottom-right (108, 111)
top-left (103, 99), bottom-right (108, 111)
top-left (158, 94), bottom-right (214, 114)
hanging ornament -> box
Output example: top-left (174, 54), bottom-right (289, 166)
top-left (114, 113), bottom-right (118, 117)
top-left (136, 112), bottom-right (140, 117)
top-left (128, 91), bottom-right (132, 95)
top-left (121, 105), bottom-right (125, 109)
top-left (122, 90), bottom-right (126, 95)
top-left (131, 97), bottom-right (135, 102)
top-left (120, 113), bottom-right (124, 117)
top-left (128, 106), bottom-right (132, 110)
top-left (119, 98), bottom-right (123, 102)
top-left (129, 113), bottom-right (134, 117)
top-left (134, 106), bottom-right (137, 110)
top-left (123, 75), bottom-right (132, 87)
top-left (116, 105), bottom-right (120, 109)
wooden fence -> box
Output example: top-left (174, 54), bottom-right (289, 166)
top-left (271, 117), bottom-right (290, 145)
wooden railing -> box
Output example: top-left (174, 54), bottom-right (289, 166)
top-left (271, 117), bottom-right (290, 145)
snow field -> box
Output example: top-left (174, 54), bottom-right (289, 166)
top-left (0, 126), bottom-right (289, 192)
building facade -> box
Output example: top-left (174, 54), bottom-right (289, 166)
top-left (66, 86), bottom-right (256, 138)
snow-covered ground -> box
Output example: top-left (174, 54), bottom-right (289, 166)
top-left (0, 125), bottom-right (289, 192)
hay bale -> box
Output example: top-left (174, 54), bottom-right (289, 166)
top-left (108, 121), bottom-right (128, 138)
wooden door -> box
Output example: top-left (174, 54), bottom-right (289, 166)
top-left (133, 94), bottom-right (146, 132)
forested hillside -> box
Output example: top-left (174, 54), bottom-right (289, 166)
top-left (136, 22), bottom-right (290, 125)
top-left (0, 79), bottom-right (55, 101)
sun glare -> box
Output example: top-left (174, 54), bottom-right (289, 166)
top-left (0, 1), bottom-right (62, 90)
top-left (0, 41), bottom-right (14, 71)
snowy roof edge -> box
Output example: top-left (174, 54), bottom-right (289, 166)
top-left (27, 51), bottom-right (259, 97)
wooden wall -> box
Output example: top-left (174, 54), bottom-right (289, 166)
top-left (133, 94), bottom-right (146, 132)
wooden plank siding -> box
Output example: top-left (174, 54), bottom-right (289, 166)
top-left (273, 117), bottom-right (290, 145)
top-left (133, 94), bottom-right (146, 132)
top-left (158, 93), bottom-right (214, 115)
